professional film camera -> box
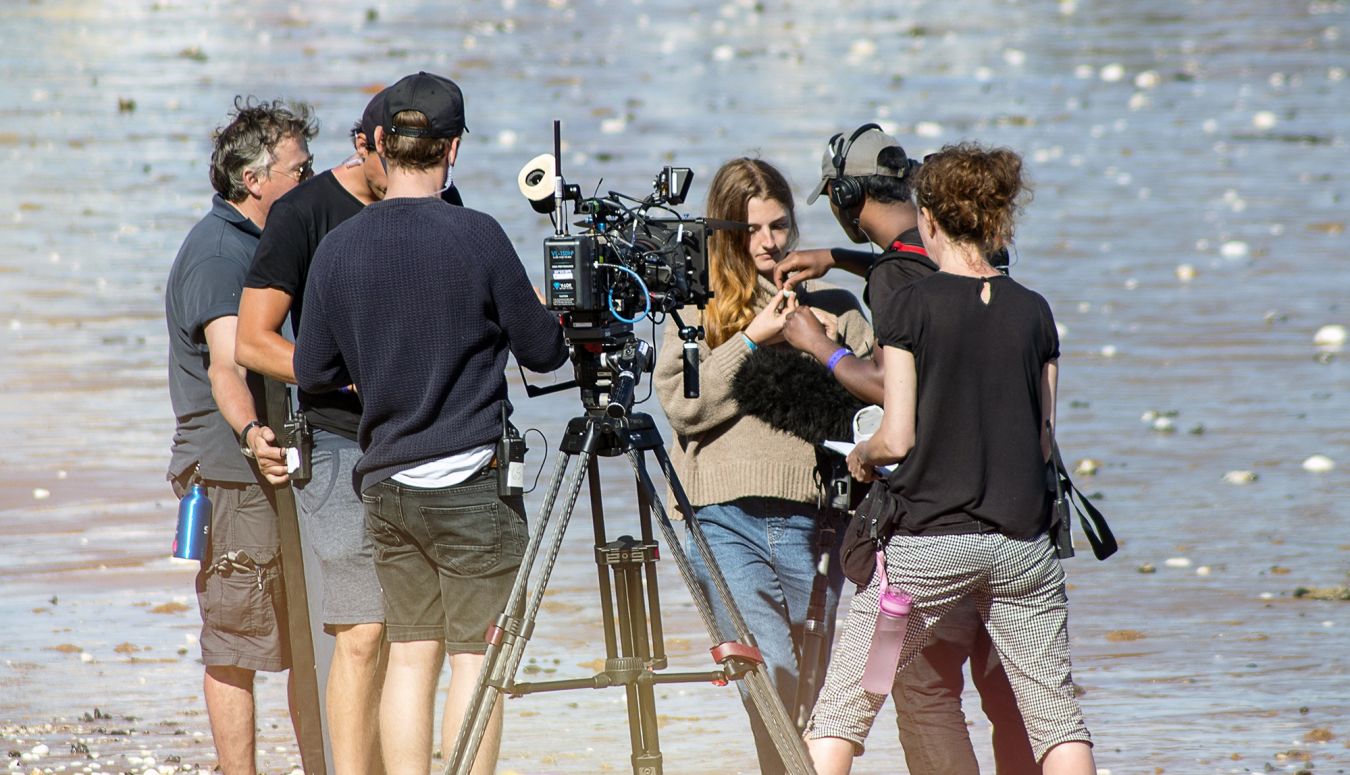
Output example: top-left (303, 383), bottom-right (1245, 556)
top-left (447, 124), bottom-right (819, 774)
top-left (516, 122), bottom-right (725, 415)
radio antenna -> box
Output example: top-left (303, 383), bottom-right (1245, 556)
top-left (553, 120), bottom-right (567, 236)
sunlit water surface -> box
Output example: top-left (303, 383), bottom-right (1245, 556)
top-left (1, 0), bottom-right (1347, 773)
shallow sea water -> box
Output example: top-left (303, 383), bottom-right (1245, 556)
top-left (1, 0), bottom-right (1347, 773)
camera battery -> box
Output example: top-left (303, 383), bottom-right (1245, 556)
top-left (545, 235), bottom-right (598, 311)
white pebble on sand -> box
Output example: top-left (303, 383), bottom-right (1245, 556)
top-left (712, 44), bottom-right (734, 62)
top-left (1003, 49), bottom-right (1026, 66)
top-left (1074, 64), bottom-right (1094, 79)
top-left (1164, 557), bottom-right (1192, 568)
top-left (30, 744), bottom-right (49, 757)
top-left (1313, 324), bottom-right (1346, 347)
top-left (1056, 322), bottom-right (1068, 339)
top-left (80, 652), bottom-right (93, 662)
top-left (1074, 458), bottom-right (1099, 475)
top-left (1302, 455), bottom-right (1335, 473)
top-left (1220, 241), bottom-right (1249, 258)
top-left (32, 488), bottom-right (50, 499)
top-left (1223, 470), bottom-right (1258, 484)
top-left (1152, 416), bottom-right (1174, 432)
top-left (1252, 110), bottom-right (1278, 130)
top-left (1141, 410), bottom-right (1159, 423)
top-left (1134, 70), bottom-right (1161, 89)
top-left (1176, 263), bottom-right (1197, 281)
top-left (1196, 566), bottom-right (1212, 576)
top-left (599, 118), bottom-right (626, 134)
top-left (847, 40), bottom-right (877, 64)
top-left (1101, 345), bottom-right (1118, 358)
top-left (496, 129), bottom-right (517, 148)
top-left (914, 121), bottom-right (943, 138)
top-left (1100, 63), bottom-right (1125, 82)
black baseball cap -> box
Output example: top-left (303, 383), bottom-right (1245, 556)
top-left (383, 71), bottom-right (468, 139)
top-left (358, 88), bottom-right (389, 149)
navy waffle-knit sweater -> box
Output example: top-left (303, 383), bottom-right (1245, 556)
top-left (295, 196), bottom-right (568, 493)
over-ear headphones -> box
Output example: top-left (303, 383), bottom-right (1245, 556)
top-left (827, 123), bottom-right (882, 211)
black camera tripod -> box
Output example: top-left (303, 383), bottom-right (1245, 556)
top-left (444, 411), bottom-right (817, 775)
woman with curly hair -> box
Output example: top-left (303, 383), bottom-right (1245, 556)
top-left (654, 157), bottom-right (873, 773)
top-left (804, 143), bottom-right (1096, 774)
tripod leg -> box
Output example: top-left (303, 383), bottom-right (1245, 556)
top-left (445, 446), bottom-right (592, 775)
top-left (794, 522), bottom-right (837, 731)
top-left (625, 447), bottom-right (818, 775)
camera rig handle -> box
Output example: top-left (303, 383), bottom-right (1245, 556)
top-left (669, 309), bottom-right (703, 399)
top-left (604, 338), bottom-right (653, 419)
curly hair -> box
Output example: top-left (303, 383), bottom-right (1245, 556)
top-left (913, 142), bottom-right (1030, 254)
top-left (702, 158), bottom-right (799, 348)
top-left (209, 96), bottom-right (316, 202)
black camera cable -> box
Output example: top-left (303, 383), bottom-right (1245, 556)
top-left (522, 427), bottom-right (550, 495)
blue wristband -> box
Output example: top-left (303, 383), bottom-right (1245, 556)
top-left (741, 332), bottom-right (759, 351)
top-left (826, 347), bottom-right (852, 372)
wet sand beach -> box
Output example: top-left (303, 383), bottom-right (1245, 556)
top-left (2, 0), bottom-right (1347, 772)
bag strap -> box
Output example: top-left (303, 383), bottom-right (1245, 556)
top-left (1051, 440), bottom-right (1118, 560)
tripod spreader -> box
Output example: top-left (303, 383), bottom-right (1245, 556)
top-left (445, 412), bottom-right (817, 775)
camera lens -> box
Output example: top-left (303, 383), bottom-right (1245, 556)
top-left (526, 169), bottom-right (546, 186)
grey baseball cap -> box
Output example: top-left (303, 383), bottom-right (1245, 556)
top-left (806, 126), bottom-right (910, 205)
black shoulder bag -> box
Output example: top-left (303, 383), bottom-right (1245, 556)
top-left (1049, 440), bottom-right (1117, 560)
top-left (839, 482), bottom-right (904, 586)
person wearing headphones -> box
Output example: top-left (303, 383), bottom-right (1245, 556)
top-left (778, 125), bottom-right (1038, 775)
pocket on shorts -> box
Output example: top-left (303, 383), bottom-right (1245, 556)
top-left (203, 551), bottom-right (280, 638)
top-left (421, 498), bottom-right (516, 577)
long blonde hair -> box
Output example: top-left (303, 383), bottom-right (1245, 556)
top-left (703, 158), bottom-right (799, 347)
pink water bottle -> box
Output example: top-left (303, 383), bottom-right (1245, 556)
top-left (861, 550), bottom-right (912, 694)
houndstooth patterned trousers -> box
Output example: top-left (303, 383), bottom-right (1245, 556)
top-left (804, 532), bottom-right (1092, 762)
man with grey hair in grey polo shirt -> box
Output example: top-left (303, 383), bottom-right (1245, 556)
top-left (165, 96), bottom-right (315, 775)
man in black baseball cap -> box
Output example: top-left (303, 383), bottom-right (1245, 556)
top-left (383, 70), bottom-right (469, 139)
top-left (297, 69), bottom-right (566, 775)
top-left (237, 85), bottom-right (399, 775)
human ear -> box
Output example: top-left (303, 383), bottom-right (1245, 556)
top-left (447, 135), bottom-right (461, 166)
top-left (241, 167), bottom-right (264, 199)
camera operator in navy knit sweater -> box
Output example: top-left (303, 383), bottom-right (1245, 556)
top-left (293, 72), bottom-right (567, 775)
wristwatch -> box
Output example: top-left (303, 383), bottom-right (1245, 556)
top-left (238, 419), bottom-right (263, 460)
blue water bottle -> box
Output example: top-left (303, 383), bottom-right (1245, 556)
top-left (172, 481), bottom-right (212, 561)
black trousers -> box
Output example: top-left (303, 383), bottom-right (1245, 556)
top-left (893, 596), bottom-right (1040, 774)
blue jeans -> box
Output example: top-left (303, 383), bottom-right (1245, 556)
top-left (686, 497), bottom-right (844, 775)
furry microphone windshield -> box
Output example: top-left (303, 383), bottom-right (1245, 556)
top-left (730, 347), bottom-right (864, 444)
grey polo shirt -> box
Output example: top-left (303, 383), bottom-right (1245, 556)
top-left (165, 194), bottom-right (263, 484)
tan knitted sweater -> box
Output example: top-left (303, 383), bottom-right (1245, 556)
top-left (655, 276), bottom-right (874, 509)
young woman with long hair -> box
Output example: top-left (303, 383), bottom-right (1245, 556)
top-left (804, 143), bottom-right (1096, 775)
top-left (654, 157), bottom-right (873, 774)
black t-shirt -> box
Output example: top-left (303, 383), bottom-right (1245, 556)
top-left (862, 227), bottom-right (939, 310)
top-left (246, 171), bottom-right (366, 439)
top-left (874, 272), bottom-right (1060, 538)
